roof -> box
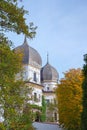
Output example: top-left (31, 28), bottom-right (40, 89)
top-left (15, 37), bottom-right (42, 66)
top-left (41, 63), bottom-right (59, 82)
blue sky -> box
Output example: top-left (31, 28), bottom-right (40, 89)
top-left (7, 0), bottom-right (87, 79)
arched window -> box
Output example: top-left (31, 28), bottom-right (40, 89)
top-left (33, 72), bottom-right (37, 82)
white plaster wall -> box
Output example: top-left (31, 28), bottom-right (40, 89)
top-left (15, 65), bottom-right (28, 81)
top-left (28, 65), bottom-right (41, 84)
top-left (42, 82), bottom-right (57, 91)
top-left (22, 65), bottom-right (29, 80)
top-left (23, 65), bottom-right (41, 84)
top-left (44, 94), bottom-right (56, 104)
top-left (29, 87), bottom-right (42, 106)
top-left (42, 81), bottom-right (57, 104)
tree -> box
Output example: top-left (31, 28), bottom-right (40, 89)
top-left (0, 0), bottom-right (35, 129)
top-left (40, 96), bottom-right (46, 122)
top-left (56, 68), bottom-right (83, 130)
top-left (81, 54), bottom-right (87, 130)
top-left (0, 41), bottom-right (34, 129)
top-left (0, 42), bottom-right (21, 127)
top-left (9, 104), bottom-right (34, 130)
top-left (0, 0), bottom-right (36, 38)
top-left (46, 102), bottom-right (58, 122)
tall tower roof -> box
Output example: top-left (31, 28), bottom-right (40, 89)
top-left (41, 55), bottom-right (59, 82)
top-left (15, 37), bottom-right (42, 66)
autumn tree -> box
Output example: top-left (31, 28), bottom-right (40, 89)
top-left (0, 0), bottom-right (36, 38)
top-left (0, 0), bottom-right (36, 129)
top-left (0, 40), bottom-right (34, 130)
top-left (81, 54), bottom-right (87, 130)
top-left (56, 69), bottom-right (83, 130)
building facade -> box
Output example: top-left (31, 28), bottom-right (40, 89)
top-left (15, 37), bottom-right (59, 122)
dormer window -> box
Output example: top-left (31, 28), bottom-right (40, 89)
top-left (33, 72), bottom-right (37, 82)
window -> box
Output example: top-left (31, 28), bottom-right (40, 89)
top-left (54, 112), bottom-right (57, 121)
top-left (46, 99), bottom-right (50, 104)
top-left (47, 87), bottom-right (49, 91)
top-left (34, 92), bottom-right (37, 101)
top-left (33, 72), bottom-right (37, 82)
top-left (39, 94), bottom-right (40, 101)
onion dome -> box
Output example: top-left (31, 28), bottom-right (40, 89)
top-left (15, 36), bottom-right (42, 67)
top-left (41, 54), bottom-right (59, 82)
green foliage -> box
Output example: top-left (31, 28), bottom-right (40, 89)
top-left (81, 61), bottom-right (87, 130)
top-left (0, 123), bottom-right (5, 130)
top-left (31, 104), bottom-right (42, 111)
top-left (0, 22), bottom-right (34, 130)
top-left (0, 0), bottom-right (36, 129)
top-left (0, 0), bottom-right (36, 38)
top-left (8, 113), bottom-right (34, 130)
top-left (46, 102), bottom-right (57, 122)
top-left (40, 96), bottom-right (46, 122)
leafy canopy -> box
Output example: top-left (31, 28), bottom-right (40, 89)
top-left (81, 58), bottom-right (87, 130)
top-left (0, 0), bottom-right (36, 38)
top-left (0, 0), bottom-right (35, 129)
top-left (56, 68), bottom-right (83, 130)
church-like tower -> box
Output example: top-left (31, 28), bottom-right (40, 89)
top-left (15, 37), bottom-right (43, 107)
top-left (41, 54), bottom-right (58, 103)
top-left (41, 54), bottom-right (59, 122)
top-left (15, 37), bottom-right (59, 122)
top-left (15, 36), bottom-right (42, 83)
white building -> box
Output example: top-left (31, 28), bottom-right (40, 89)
top-left (15, 36), bottom-right (59, 122)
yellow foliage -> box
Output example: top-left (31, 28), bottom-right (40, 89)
top-left (56, 68), bottom-right (83, 130)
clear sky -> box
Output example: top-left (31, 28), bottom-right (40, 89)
top-left (7, 0), bottom-right (87, 79)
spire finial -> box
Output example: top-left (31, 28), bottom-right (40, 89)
top-left (47, 52), bottom-right (49, 64)
top-left (23, 35), bottom-right (28, 44)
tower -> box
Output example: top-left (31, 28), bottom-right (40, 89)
top-left (41, 54), bottom-right (59, 122)
top-left (15, 37), bottom-right (59, 122)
